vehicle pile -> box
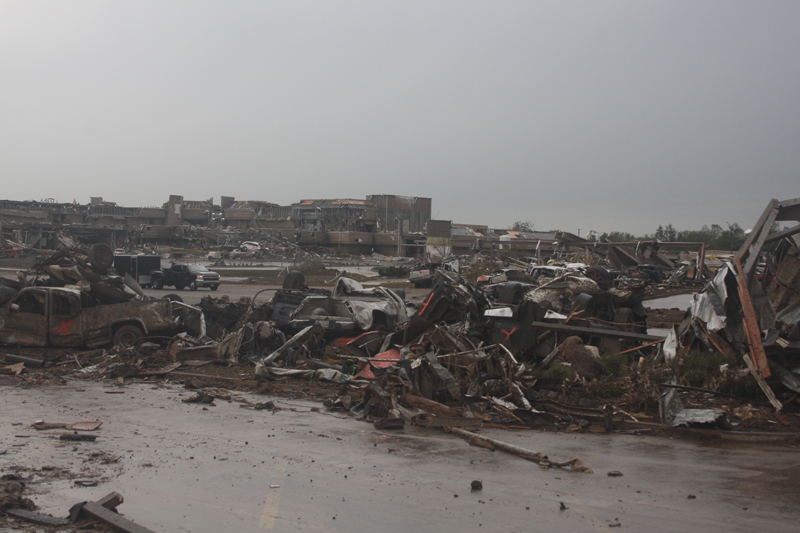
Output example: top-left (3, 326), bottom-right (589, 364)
top-left (0, 245), bottom-right (205, 349)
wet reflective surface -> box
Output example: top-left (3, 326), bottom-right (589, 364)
top-left (645, 293), bottom-right (695, 310)
top-left (2, 381), bottom-right (799, 532)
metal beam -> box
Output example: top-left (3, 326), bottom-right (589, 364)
top-left (528, 321), bottom-right (664, 342)
top-left (765, 223), bottom-right (800, 244)
top-left (735, 199), bottom-right (780, 264)
top-left (775, 199), bottom-right (800, 222)
top-left (742, 205), bottom-right (779, 284)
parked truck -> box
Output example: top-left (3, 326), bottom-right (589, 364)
top-left (150, 263), bottom-right (221, 291)
top-left (0, 286), bottom-right (202, 348)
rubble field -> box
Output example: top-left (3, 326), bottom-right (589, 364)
top-left (2, 198), bottom-right (800, 531)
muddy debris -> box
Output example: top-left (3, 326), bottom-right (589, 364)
top-left (2, 198), bottom-right (800, 448)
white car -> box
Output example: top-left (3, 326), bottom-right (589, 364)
top-left (229, 248), bottom-right (254, 259)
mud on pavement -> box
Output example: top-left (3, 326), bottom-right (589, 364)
top-left (2, 380), bottom-right (800, 533)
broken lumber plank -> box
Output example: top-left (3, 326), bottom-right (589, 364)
top-left (414, 416), bottom-right (483, 428)
top-left (448, 427), bottom-right (593, 473)
top-left (743, 351), bottom-right (782, 411)
top-left (612, 338), bottom-right (666, 356)
top-left (95, 491), bottom-right (124, 510)
top-left (77, 501), bottom-right (156, 533)
top-left (734, 257), bottom-right (771, 378)
top-left (11, 492), bottom-right (126, 528)
top-left (5, 509), bottom-right (71, 526)
top-left (68, 492), bottom-right (125, 522)
top-left (399, 395), bottom-right (463, 418)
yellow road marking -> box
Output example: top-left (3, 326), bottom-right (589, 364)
top-left (259, 459), bottom-right (287, 530)
top-left (564, 497), bottom-right (612, 532)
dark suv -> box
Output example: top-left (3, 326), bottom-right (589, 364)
top-left (151, 263), bottom-right (221, 291)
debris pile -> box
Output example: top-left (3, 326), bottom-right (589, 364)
top-left (0, 245), bottom-right (139, 306)
top-left (3, 198), bottom-right (800, 437)
top-left (235, 267), bottom-right (655, 433)
top-left (672, 198), bottom-right (800, 411)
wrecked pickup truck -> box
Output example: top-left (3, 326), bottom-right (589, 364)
top-left (289, 277), bottom-right (410, 332)
top-left (0, 286), bottom-right (203, 349)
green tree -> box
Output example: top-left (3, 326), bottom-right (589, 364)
top-left (510, 220), bottom-right (534, 232)
top-left (714, 223), bottom-right (745, 251)
top-left (606, 231), bottom-right (638, 242)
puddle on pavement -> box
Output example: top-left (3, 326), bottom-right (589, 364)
top-left (645, 293), bottom-right (694, 309)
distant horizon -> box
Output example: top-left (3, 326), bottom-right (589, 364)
top-left (2, 2), bottom-right (798, 236)
top-left (2, 193), bottom-right (790, 239)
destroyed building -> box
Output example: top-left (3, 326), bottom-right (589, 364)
top-left (292, 199), bottom-right (379, 233)
top-left (366, 194), bottom-right (432, 233)
top-left (1, 194), bottom-right (432, 256)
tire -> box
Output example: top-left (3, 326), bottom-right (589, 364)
top-left (571, 293), bottom-right (596, 318)
top-left (371, 313), bottom-right (388, 332)
top-left (210, 285), bottom-right (219, 291)
top-left (113, 324), bottom-right (143, 349)
top-left (584, 266), bottom-right (613, 291)
top-left (162, 293), bottom-right (183, 302)
top-left (391, 288), bottom-right (406, 300)
top-left (88, 243), bottom-right (114, 270)
top-left (189, 282), bottom-right (198, 291)
top-left (283, 270), bottom-right (306, 290)
top-left (152, 279), bottom-right (164, 290)
top-left (613, 307), bottom-right (637, 333)
top-left (497, 282), bottom-right (526, 305)
top-left (174, 282), bottom-right (185, 291)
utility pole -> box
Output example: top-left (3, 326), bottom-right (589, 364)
top-left (397, 217), bottom-right (402, 257)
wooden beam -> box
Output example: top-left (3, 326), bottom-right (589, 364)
top-left (78, 501), bottom-right (156, 533)
top-left (743, 350), bottom-right (781, 411)
top-left (735, 199), bottom-right (779, 264)
top-left (733, 257), bottom-right (771, 378)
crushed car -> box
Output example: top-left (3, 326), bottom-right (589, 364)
top-left (408, 257), bottom-right (459, 288)
top-left (289, 276), bottom-right (411, 332)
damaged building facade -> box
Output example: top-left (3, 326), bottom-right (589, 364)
top-left (0, 193), bottom-right (713, 263)
top-left (2, 195), bottom-right (434, 256)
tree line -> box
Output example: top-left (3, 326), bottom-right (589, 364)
top-left (511, 220), bottom-right (771, 251)
top-left (591, 223), bottom-right (747, 251)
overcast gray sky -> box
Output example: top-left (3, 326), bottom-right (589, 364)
top-left (1, 1), bottom-right (798, 235)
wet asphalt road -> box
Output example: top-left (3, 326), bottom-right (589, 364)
top-left (2, 381), bottom-right (799, 533)
top-left (144, 282), bottom-right (279, 307)
top-left (142, 281), bottom-right (432, 306)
